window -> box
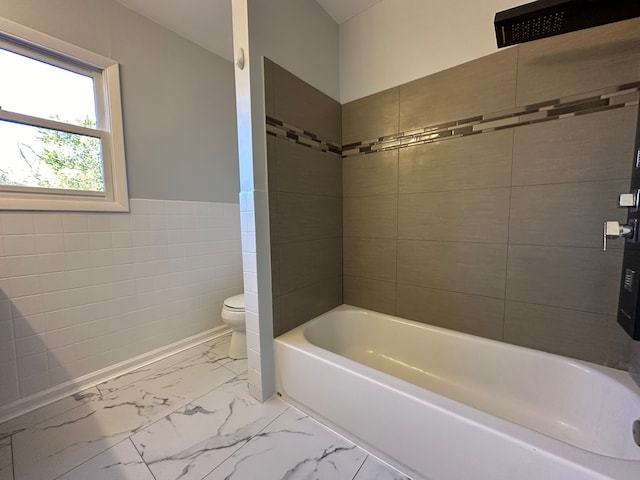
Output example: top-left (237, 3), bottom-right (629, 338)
top-left (0, 17), bottom-right (128, 211)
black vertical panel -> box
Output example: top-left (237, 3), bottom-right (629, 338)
top-left (618, 105), bottom-right (640, 339)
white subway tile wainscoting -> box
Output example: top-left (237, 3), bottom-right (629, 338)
top-left (0, 334), bottom-right (409, 480)
top-left (0, 199), bottom-right (243, 416)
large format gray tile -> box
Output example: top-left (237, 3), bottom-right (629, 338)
top-left (398, 188), bottom-right (510, 243)
top-left (512, 106), bottom-right (636, 186)
top-left (397, 284), bottom-right (504, 340)
top-left (506, 245), bottom-right (623, 315)
top-left (509, 180), bottom-right (629, 248)
top-left (272, 62), bottom-right (341, 144)
top-left (277, 193), bottom-right (339, 243)
top-left (272, 295), bottom-right (283, 337)
top-left (131, 376), bottom-right (288, 480)
top-left (274, 138), bottom-right (340, 197)
top-left (504, 301), bottom-right (631, 369)
top-left (344, 238), bottom-right (397, 282)
top-left (399, 130), bottom-right (513, 193)
top-left (516, 17), bottom-right (640, 106)
top-left (399, 48), bottom-right (517, 130)
top-left (343, 196), bottom-right (398, 239)
top-left (270, 242), bottom-right (281, 298)
top-left (631, 342), bottom-right (640, 387)
top-left (397, 240), bottom-right (508, 299)
top-left (343, 88), bottom-right (399, 144)
top-left (204, 408), bottom-right (367, 480)
top-left (278, 277), bottom-right (342, 336)
top-left (278, 238), bottom-right (340, 294)
top-left (264, 57), bottom-right (275, 118)
top-left (343, 150), bottom-right (399, 197)
top-left (269, 202), bottom-right (280, 255)
top-left (266, 134), bottom-right (277, 191)
top-left (344, 276), bottom-right (397, 316)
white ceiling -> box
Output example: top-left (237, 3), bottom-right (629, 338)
top-left (316, 0), bottom-right (383, 23)
top-left (113, 0), bottom-right (382, 61)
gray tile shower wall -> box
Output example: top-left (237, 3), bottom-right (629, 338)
top-left (264, 59), bottom-right (342, 337)
top-left (342, 18), bottom-right (640, 369)
top-left (632, 341), bottom-right (640, 386)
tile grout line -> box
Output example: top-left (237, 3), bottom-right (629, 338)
top-left (350, 454), bottom-right (370, 480)
top-left (503, 127), bottom-right (517, 342)
top-left (129, 436), bottom-right (158, 480)
top-left (504, 38), bottom-right (519, 343)
top-left (199, 405), bottom-right (292, 480)
top-left (10, 437), bottom-right (15, 480)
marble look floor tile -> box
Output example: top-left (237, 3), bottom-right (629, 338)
top-left (0, 389), bottom-right (100, 440)
top-left (12, 379), bottom-right (196, 480)
top-left (224, 359), bottom-right (248, 375)
top-left (132, 375), bottom-right (288, 480)
top-left (0, 439), bottom-right (12, 480)
top-left (204, 408), bottom-right (367, 480)
top-left (353, 455), bottom-right (412, 480)
top-left (120, 352), bottom-right (236, 403)
top-left (57, 439), bottom-right (154, 480)
top-left (97, 335), bottom-right (233, 395)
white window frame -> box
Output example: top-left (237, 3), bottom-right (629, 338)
top-left (0, 17), bottom-right (129, 212)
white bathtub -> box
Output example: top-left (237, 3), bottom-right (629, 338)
top-left (274, 305), bottom-right (640, 480)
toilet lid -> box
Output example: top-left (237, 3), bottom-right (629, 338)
top-left (224, 294), bottom-right (245, 311)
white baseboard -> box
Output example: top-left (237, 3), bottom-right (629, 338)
top-left (0, 325), bottom-right (231, 424)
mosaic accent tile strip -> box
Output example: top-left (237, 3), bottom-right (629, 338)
top-left (342, 82), bottom-right (640, 158)
top-left (266, 116), bottom-right (342, 156)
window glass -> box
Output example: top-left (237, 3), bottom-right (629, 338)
top-left (0, 119), bottom-right (104, 191)
top-left (0, 47), bottom-right (97, 127)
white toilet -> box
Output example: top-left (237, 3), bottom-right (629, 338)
top-left (221, 294), bottom-right (247, 359)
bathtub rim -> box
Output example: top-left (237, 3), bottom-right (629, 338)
top-left (287, 304), bottom-right (640, 397)
top-left (274, 304), bottom-right (640, 480)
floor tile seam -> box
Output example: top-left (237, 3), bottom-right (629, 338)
top-left (350, 454), bottom-right (370, 480)
top-left (95, 337), bottom-right (230, 396)
top-left (124, 368), bottom-right (242, 452)
top-left (201, 405), bottom-right (292, 479)
top-left (122, 340), bottom-right (231, 385)
top-left (171, 366), bottom-right (243, 407)
top-left (285, 406), bottom-right (383, 475)
top-left (129, 436), bottom-right (159, 480)
top-left (129, 375), bottom-right (277, 479)
top-left (219, 362), bottom-right (246, 378)
top-left (7, 343), bottom-right (215, 435)
top-left (50, 437), bottom-right (134, 480)
top-left (0, 386), bottom-right (102, 440)
top-left (289, 406), bottom-right (412, 479)
top-left (4, 344), bottom-right (236, 479)
top-left (10, 437), bottom-right (15, 480)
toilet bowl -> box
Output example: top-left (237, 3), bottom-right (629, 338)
top-left (221, 294), bottom-right (246, 359)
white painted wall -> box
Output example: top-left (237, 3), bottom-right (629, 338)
top-left (339, 0), bottom-right (522, 103)
top-left (249, 0), bottom-right (340, 101)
